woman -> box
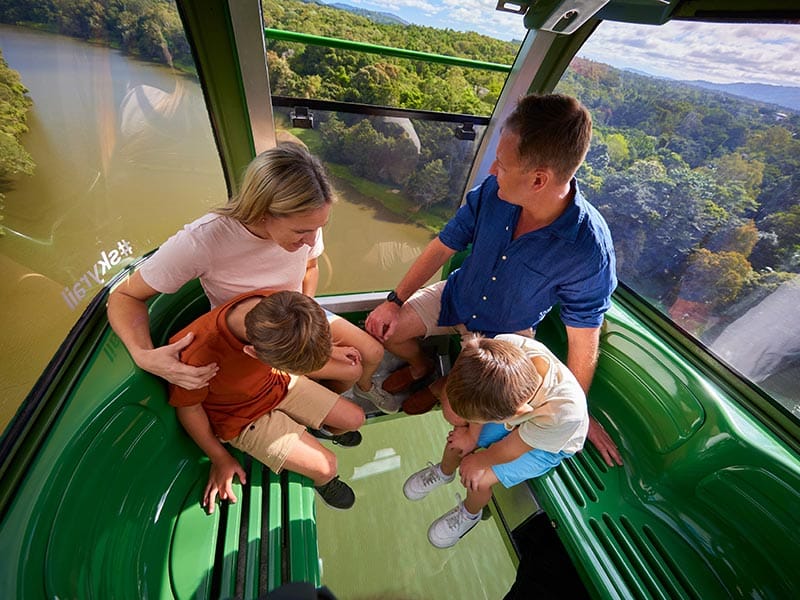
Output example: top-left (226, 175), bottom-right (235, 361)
top-left (108, 143), bottom-right (400, 416)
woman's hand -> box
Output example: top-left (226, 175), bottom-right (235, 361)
top-left (134, 332), bottom-right (218, 389)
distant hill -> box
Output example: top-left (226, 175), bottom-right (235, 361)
top-left (326, 2), bottom-right (409, 26)
top-left (688, 80), bottom-right (800, 112)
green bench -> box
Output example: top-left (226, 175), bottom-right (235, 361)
top-left (0, 279), bottom-right (320, 599)
top-left (527, 301), bottom-right (800, 599)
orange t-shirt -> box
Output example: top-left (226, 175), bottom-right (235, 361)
top-left (168, 289), bottom-right (291, 440)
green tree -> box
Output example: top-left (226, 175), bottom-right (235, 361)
top-left (679, 248), bottom-right (754, 308)
top-left (405, 159), bottom-right (449, 208)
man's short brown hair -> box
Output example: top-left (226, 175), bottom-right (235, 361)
top-left (446, 336), bottom-right (542, 422)
top-left (504, 93), bottom-right (592, 183)
top-left (244, 291), bottom-right (331, 374)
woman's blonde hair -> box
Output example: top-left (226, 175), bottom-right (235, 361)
top-left (446, 335), bottom-right (541, 422)
top-left (216, 143), bottom-right (333, 225)
top-left (244, 291), bottom-right (331, 374)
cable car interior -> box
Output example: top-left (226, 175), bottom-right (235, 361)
top-left (0, 0), bottom-right (799, 598)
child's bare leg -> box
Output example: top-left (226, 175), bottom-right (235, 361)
top-left (282, 431), bottom-right (340, 486)
top-left (320, 396), bottom-right (365, 435)
top-left (440, 436), bottom-right (463, 477)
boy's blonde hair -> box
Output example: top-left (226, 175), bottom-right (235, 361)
top-left (446, 335), bottom-right (542, 422)
top-left (216, 143), bottom-right (333, 225)
top-left (244, 291), bottom-right (331, 374)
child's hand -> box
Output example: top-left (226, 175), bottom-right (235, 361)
top-left (447, 426), bottom-right (478, 457)
top-left (203, 454), bottom-right (247, 514)
top-left (459, 453), bottom-right (489, 492)
top-left (331, 344), bottom-right (361, 366)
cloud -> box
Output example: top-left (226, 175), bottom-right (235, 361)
top-left (582, 21), bottom-right (800, 86)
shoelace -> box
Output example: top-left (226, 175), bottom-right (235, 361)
top-left (443, 494), bottom-right (466, 530)
top-left (421, 462), bottom-right (446, 487)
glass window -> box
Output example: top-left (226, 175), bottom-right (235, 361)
top-left (0, 4), bottom-right (226, 430)
top-left (273, 106), bottom-right (486, 293)
top-left (262, 0), bottom-right (523, 293)
top-left (556, 21), bottom-right (800, 418)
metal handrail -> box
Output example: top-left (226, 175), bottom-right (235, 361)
top-left (264, 28), bottom-right (512, 73)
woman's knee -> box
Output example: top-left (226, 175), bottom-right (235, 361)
top-left (360, 336), bottom-right (385, 368)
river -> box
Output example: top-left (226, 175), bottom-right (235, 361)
top-left (0, 25), bottom-right (435, 431)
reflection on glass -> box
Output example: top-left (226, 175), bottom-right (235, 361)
top-left (0, 13), bottom-right (226, 430)
top-left (271, 107), bottom-right (485, 294)
top-left (556, 21), bottom-right (800, 415)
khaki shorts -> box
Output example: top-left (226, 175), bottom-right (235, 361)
top-left (226, 374), bottom-right (339, 473)
top-left (406, 280), bottom-right (535, 339)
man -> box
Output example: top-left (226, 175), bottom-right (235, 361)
top-left (365, 93), bottom-right (621, 467)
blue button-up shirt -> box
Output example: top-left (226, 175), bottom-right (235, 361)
top-left (438, 176), bottom-right (616, 336)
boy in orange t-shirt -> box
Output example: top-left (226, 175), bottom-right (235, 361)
top-left (169, 289), bottom-right (365, 511)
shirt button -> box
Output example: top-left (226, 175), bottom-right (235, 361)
top-left (491, 276), bottom-right (497, 281)
top-left (505, 226), bottom-right (509, 231)
top-left (501, 255), bottom-right (507, 260)
top-left (472, 314), bottom-right (477, 319)
top-left (482, 296), bottom-right (487, 300)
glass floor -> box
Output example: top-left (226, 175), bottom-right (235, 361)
top-left (316, 411), bottom-right (517, 599)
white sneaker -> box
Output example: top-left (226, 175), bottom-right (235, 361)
top-left (351, 381), bottom-right (403, 414)
top-left (403, 462), bottom-right (455, 500)
top-left (427, 495), bottom-right (482, 549)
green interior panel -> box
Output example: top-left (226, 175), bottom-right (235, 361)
top-left (2, 276), bottom-right (799, 598)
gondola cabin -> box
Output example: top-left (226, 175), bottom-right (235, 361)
top-left (0, 0), bottom-right (798, 598)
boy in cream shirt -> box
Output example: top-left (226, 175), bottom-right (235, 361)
top-left (403, 334), bottom-right (588, 548)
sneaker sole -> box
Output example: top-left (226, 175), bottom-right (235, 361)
top-left (315, 491), bottom-right (356, 511)
top-left (427, 517), bottom-right (480, 548)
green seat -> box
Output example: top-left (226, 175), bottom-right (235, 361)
top-left (0, 279), bottom-right (320, 599)
top-left (529, 304), bottom-right (800, 599)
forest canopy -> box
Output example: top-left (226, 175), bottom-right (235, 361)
top-left (0, 48), bottom-right (33, 208)
top-left (2, 0), bottom-right (798, 336)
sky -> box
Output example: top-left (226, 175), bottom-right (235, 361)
top-left (319, 0), bottom-right (800, 87)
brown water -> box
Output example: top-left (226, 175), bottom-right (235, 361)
top-left (0, 26), bottom-right (434, 432)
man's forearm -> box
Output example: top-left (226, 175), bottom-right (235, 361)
top-left (565, 325), bottom-right (601, 394)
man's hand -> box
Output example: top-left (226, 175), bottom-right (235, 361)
top-left (134, 332), bottom-right (218, 389)
top-left (587, 416), bottom-right (622, 467)
top-left (365, 301), bottom-right (401, 342)
top-left (202, 454), bottom-right (247, 514)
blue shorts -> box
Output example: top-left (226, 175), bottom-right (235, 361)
top-left (477, 422), bottom-right (571, 488)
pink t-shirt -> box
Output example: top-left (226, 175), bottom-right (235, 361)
top-left (140, 213), bottom-right (324, 308)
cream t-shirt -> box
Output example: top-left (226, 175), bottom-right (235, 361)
top-left (495, 333), bottom-right (589, 454)
top-left (140, 213), bottom-right (324, 308)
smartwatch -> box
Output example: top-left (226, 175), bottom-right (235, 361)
top-left (386, 290), bottom-right (404, 306)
